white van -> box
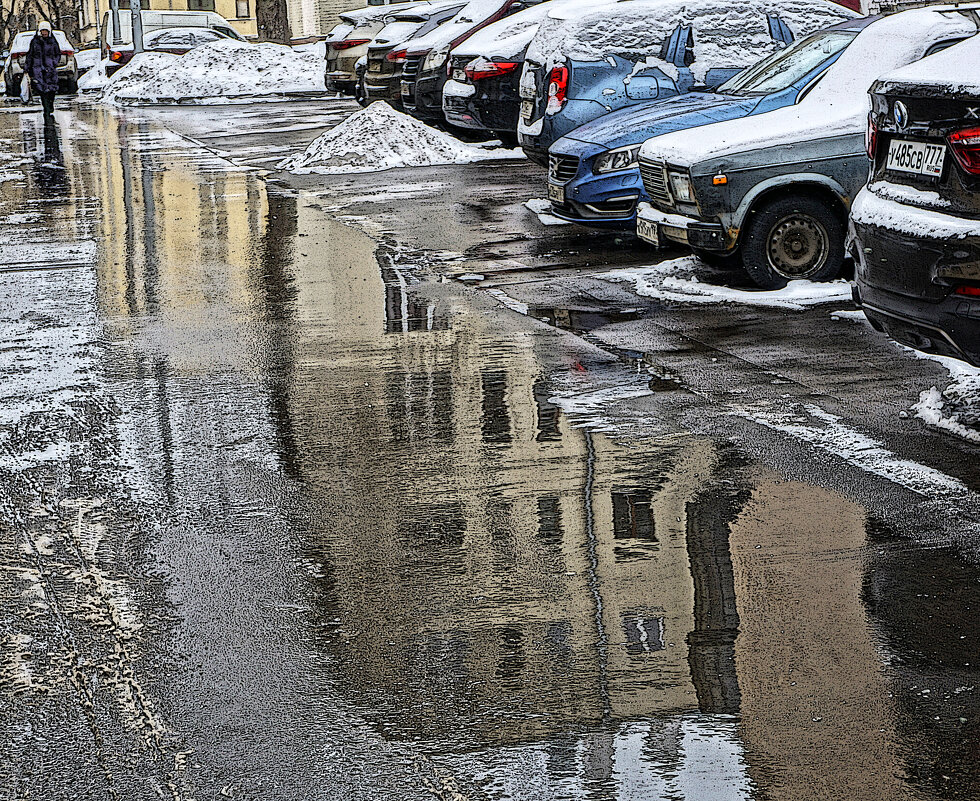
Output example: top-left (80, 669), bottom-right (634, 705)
top-left (101, 9), bottom-right (242, 53)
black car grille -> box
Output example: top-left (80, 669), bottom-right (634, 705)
top-left (639, 158), bottom-right (672, 209)
top-left (402, 54), bottom-right (423, 83)
top-left (549, 154), bottom-right (578, 183)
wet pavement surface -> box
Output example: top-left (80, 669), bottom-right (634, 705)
top-left (2, 97), bottom-right (980, 801)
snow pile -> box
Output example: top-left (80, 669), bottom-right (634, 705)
top-left (278, 102), bottom-right (522, 174)
top-left (639, 8), bottom-right (979, 166)
top-left (525, 0), bottom-right (854, 83)
top-left (524, 197), bottom-right (570, 225)
top-left (910, 353), bottom-right (980, 444)
top-left (101, 39), bottom-right (326, 104)
top-left (603, 256), bottom-right (851, 310)
top-left (77, 58), bottom-right (110, 91)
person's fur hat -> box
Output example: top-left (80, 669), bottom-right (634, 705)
top-left (38, 21), bottom-right (52, 32)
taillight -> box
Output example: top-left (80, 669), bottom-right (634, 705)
top-left (332, 38), bottom-right (370, 51)
top-left (60, 50), bottom-right (73, 57)
top-left (464, 57), bottom-right (518, 82)
top-left (10, 51), bottom-right (25, 59)
top-left (545, 65), bottom-right (568, 115)
top-left (866, 113), bottom-right (878, 160)
top-left (949, 125), bottom-right (980, 175)
top-left (109, 50), bottom-right (124, 62)
top-left (954, 285), bottom-right (980, 297)
top-left (386, 48), bottom-right (406, 63)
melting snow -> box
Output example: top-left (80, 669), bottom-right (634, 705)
top-left (278, 103), bottom-right (523, 174)
top-left (524, 197), bottom-right (571, 226)
top-left (909, 352), bottom-right (980, 445)
top-left (101, 39), bottom-right (326, 104)
top-left (604, 256), bottom-right (851, 310)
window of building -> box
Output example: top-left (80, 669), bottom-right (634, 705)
top-left (187, 0), bottom-right (216, 11)
top-left (236, 0), bottom-right (249, 17)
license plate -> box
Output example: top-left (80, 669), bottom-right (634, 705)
top-left (452, 68), bottom-right (466, 82)
top-left (886, 138), bottom-right (945, 178)
top-left (548, 182), bottom-right (564, 205)
top-left (637, 218), bottom-right (660, 247)
top-left (400, 81), bottom-right (410, 96)
top-left (521, 99), bottom-right (534, 120)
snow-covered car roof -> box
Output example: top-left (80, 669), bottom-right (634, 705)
top-left (11, 30), bottom-right (73, 52)
top-left (639, 7), bottom-right (980, 167)
top-left (451, 0), bottom-right (593, 59)
top-left (525, 0), bottom-right (855, 79)
top-left (405, 0), bottom-right (513, 54)
top-left (873, 26), bottom-right (980, 97)
top-left (339, 1), bottom-right (434, 26)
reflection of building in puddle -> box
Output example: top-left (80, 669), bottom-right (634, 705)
top-left (730, 480), bottom-right (906, 800)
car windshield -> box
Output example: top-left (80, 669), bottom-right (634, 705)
top-left (718, 29), bottom-right (856, 96)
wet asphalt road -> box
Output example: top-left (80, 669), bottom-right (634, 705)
top-left (2, 97), bottom-right (980, 801)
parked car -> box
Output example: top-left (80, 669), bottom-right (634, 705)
top-left (545, 16), bottom-right (871, 230)
top-left (364, 0), bottom-right (465, 105)
top-left (401, 0), bottom-right (538, 123)
top-left (327, 4), bottom-right (427, 94)
top-left (442, 0), bottom-right (588, 141)
top-left (74, 44), bottom-right (101, 77)
top-left (633, 5), bottom-right (979, 288)
top-left (3, 30), bottom-right (78, 95)
top-left (851, 34), bottom-right (980, 366)
top-left (102, 10), bottom-right (243, 72)
top-left (517, 0), bottom-right (855, 166)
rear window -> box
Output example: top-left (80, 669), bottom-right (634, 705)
top-left (12, 31), bottom-right (72, 52)
top-left (374, 20), bottom-right (421, 44)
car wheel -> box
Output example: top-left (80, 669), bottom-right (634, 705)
top-left (691, 247), bottom-right (743, 270)
top-left (492, 130), bottom-right (519, 148)
top-left (741, 195), bottom-right (844, 289)
top-left (64, 78), bottom-right (78, 94)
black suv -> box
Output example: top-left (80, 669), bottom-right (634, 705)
top-left (851, 33), bottom-right (980, 366)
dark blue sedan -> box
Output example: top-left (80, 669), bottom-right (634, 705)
top-left (545, 17), bottom-right (873, 230)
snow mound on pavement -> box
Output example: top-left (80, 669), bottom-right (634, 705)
top-left (102, 39), bottom-right (325, 104)
top-left (278, 102), bottom-right (523, 174)
top-left (909, 353), bottom-right (980, 444)
top-left (603, 256), bottom-right (851, 311)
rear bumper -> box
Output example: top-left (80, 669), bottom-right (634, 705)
top-left (402, 72), bottom-right (445, 120)
top-left (851, 192), bottom-right (980, 366)
top-left (365, 73), bottom-right (400, 103)
top-left (326, 69), bottom-right (355, 92)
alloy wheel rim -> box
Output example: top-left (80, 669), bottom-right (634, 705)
top-left (766, 213), bottom-right (829, 279)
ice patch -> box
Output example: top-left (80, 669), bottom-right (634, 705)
top-left (733, 401), bottom-right (967, 496)
top-left (278, 103), bottom-right (523, 174)
top-left (550, 384), bottom-right (654, 432)
top-left (487, 287), bottom-right (529, 315)
top-left (829, 309), bottom-right (868, 323)
top-left (604, 256), bottom-right (851, 310)
top-left (524, 197), bottom-right (571, 226)
top-left (101, 39), bottom-right (326, 104)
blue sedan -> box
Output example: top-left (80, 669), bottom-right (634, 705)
top-left (545, 17), bottom-right (873, 230)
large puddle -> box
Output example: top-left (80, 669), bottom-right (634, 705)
top-left (2, 104), bottom-right (979, 800)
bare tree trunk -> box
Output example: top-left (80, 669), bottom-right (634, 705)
top-left (255, 0), bottom-right (291, 43)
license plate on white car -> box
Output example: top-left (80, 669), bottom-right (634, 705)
top-left (452, 68), bottom-right (466, 82)
top-left (400, 81), bottom-right (411, 96)
top-left (547, 182), bottom-right (564, 205)
top-left (636, 218), bottom-right (660, 247)
top-left (521, 99), bottom-right (534, 120)
top-left (886, 139), bottom-right (945, 178)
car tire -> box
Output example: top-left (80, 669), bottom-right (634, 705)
top-left (355, 73), bottom-right (368, 107)
top-left (64, 78), bottom-right (78, 95)
top-left (691, 247), bottom-right (743, 270)
top-left (741, 194), bottom-right (844, 289)
top-left (493, 130), bottom-right (519, 148)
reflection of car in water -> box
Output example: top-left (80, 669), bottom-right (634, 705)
top-left (546, 18), bottom-right (869, 231)
top-left (517, 0), bottom-right (855, 166)
top-left (633, 6), bottom-right (978, 289)
top-left (852, 34), bottom-right (980, 368)
top-left (3, 30), bottom-right (78, 95)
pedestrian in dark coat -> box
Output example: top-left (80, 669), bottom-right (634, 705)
top-left (24, 22), bottom-right (61, 117)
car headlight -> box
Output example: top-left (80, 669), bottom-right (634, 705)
top-left (593, 145), bottom-right (641, 174)
top-left (668, 171), bottom-right (696, 204)
top-left (423, 45), bottom-right (449, 72)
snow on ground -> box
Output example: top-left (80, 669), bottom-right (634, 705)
top-left (77, 59), bottom-right (109, 91)
top-left (603, 256), bottom-right (851, 310)
top-left (278, 102), bottom-right (523, 174)
top-left (101, 39), bottom-right (326, 104)
top-left (908, 351), bottom-right (980, 444)
top-left (524, 197), bottom-right (571, 226)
